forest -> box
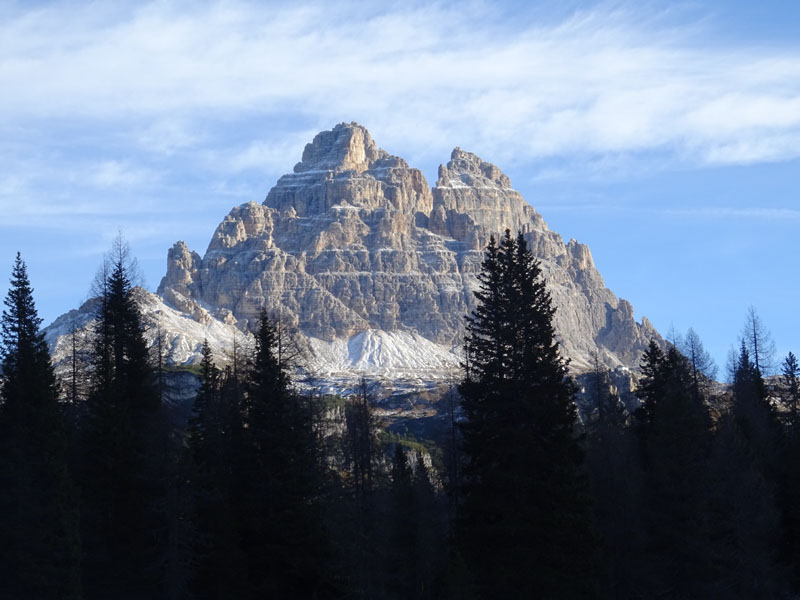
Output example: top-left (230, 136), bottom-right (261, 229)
top-left (1, 230), bottom-right (799, 599)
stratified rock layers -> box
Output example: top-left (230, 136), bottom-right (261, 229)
top-left (157, 122), bottom-right (660, 374)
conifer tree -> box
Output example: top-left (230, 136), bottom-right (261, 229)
top-left (782, 352), bottom-right (800, 433)
top-left (189, 339), bottom-right (221, 461)
top-left (680, 327), bottom-right (718, 400)
top-left (411, 450), bottom-right (444, 599)
top-left (707, 343), bottom-right (785, 595)
top-left (731, 342), bottom-right (776, 464)
top-left (388, 444), bottom-right (415, 598)
top-left (707, 410), bottom-right (784, 597)
top-left (234, 310), bottom-right (332, 598)
top-left (741, 306), bottom-right (777, 375)
top-left (585, 358), bottom-right (646, 598)
top-left (636, 340), bottom-right (666, 427)
top-left (775, 352), bottom-right (800, 590)
top-left (0, 253), bottom-right (81, 599)
top-left (344, 376), bottom-right (379, 509)
top-left (637, 345), bottom-right (713, 595)
top-left (338, 377), bottom-right (384, 597)
top-left (79, 237), bottom-right (165, 599)
top-left (187, 340), bottom-right (244, 599)
top-left (458, 230), bottom-right (594, 598)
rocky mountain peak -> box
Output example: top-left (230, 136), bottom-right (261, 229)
top-left (430, 147), bottom-right (545, 249)
top-left (438, 147), bottom-right (512, 190)
top-left (264, 122), bottom-right (429, 218)
top-left (293, 121), bottom-right (387, 175)
top-left (47, 123), bottom-right (664, 395)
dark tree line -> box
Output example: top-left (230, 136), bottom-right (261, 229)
top-left (2, 234), bottom-right (800, 599)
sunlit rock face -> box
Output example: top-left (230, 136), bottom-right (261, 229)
top-left (148, 122), bottom-right (660, 384)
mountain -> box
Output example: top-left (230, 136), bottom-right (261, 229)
top-left (47, 122), bottom-right (661, 393)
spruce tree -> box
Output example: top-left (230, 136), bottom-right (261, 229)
top-left (344, 376), bottom-right (378, 510)
top-left (458, 230), bottom-right (594, 598)
top-left (411, 450), bottom-right (444, 599)
top-left (731, 342), bottom-right (777, 467)
top-left (780, 351), bottom-right (800, 590)
top-left (782, 352), bottom-right (800, 433)
top-left (187, 340), bottom-right (244, 599)
top-left (0, 253), bottom-right (82, 599)
top-left (388, 444), bottom-right (415, 598)
top-left (707, 411), bottom-right (784, 598)
top-left (79, 238), bottom-right (165, 599)
top-left (706, 343), bottom-right (786, 595)
top-left (234, 310), bottom-right (332, 598)
top-left (637, 345), bottom-right (713, 595)
top-left (585, 359), bottom-right (646, 598)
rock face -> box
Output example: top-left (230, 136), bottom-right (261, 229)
top-left (151, 121), bottom-right (660, 382)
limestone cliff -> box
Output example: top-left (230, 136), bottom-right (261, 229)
top-left (155, 122), bottom-right (661, 379)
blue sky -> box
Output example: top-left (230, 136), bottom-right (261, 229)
top-left (1, 0), bottom-right (798, 373)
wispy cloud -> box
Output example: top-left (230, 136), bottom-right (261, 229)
top-left (87, 160), bottom-right (159, 188)
top-left (1, 0), bottom-right (799, 175)
top-left (223, 131), bottom-right (318, 174)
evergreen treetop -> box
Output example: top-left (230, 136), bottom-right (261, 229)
top-left (0, 253), bottom-right (82, 599)
top-left (458, 230), bottom-right (593, 598)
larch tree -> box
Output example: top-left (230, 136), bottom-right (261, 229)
top-left (680, 327), bottom-right (718, 400)
top-left (742, 305), bottom-right (777, 375)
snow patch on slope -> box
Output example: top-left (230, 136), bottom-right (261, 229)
top-left (45, 289), bottom-right (248, 374)
top-left (304, 330), bottom-right (460, 385)
top-left (45, 291), bottom-right (459, 395)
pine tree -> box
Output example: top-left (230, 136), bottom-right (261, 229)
top-left (637, 345), bottom-right (714, 595)
top-left (706, 343), bottom-right (786, 595)
top-left (188, 339), bottom-right (221, 462)
top-left (458, 230), bottom-right (594, 598)
top-left (782, 352), bottom-right (800, 433)
top-left (775, 352), bottom-right (800, 590)
top-left (187, 340), bottom-right (244, 599)
top-left (388, 444), bottom-right (415, 598)
top-left (79, 238), bottom-right (165, 599)
top-left (731, 342), bottom-right (776, 463)
top-left (344, 377), bottom-right (379, 509)
top-left (0, 253), bottom-right (82, 599)
top-left (635, 339), bottom-right (665, 427)
top-left (411, 450), bottom-right (444, 599)
top-left (707, 411), bottom-right (784, 598)
top-left (585, 357), bottom-right (646, 598)
top-left (234, 310), bottom-right (332, 598)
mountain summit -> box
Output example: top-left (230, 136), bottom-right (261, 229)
top-left (48, 122), bottom-right (660, 390)
top-left (158, 122), bottom-right (659, 378)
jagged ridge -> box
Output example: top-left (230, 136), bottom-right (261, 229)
top-left (151, 122), bottom-right (660, 382)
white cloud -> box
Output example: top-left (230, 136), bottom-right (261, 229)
top-left (136, 119), bottom-right (203, 155)
top-left (0, 0), bottom-right (798, 172)
top-left (88, 160), bottom-right (158, 188)
top-left (224, 131), bottom-right (317, 173)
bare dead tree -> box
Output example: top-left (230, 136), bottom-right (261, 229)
top-left (742, 305), bottom-right (777, 375)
